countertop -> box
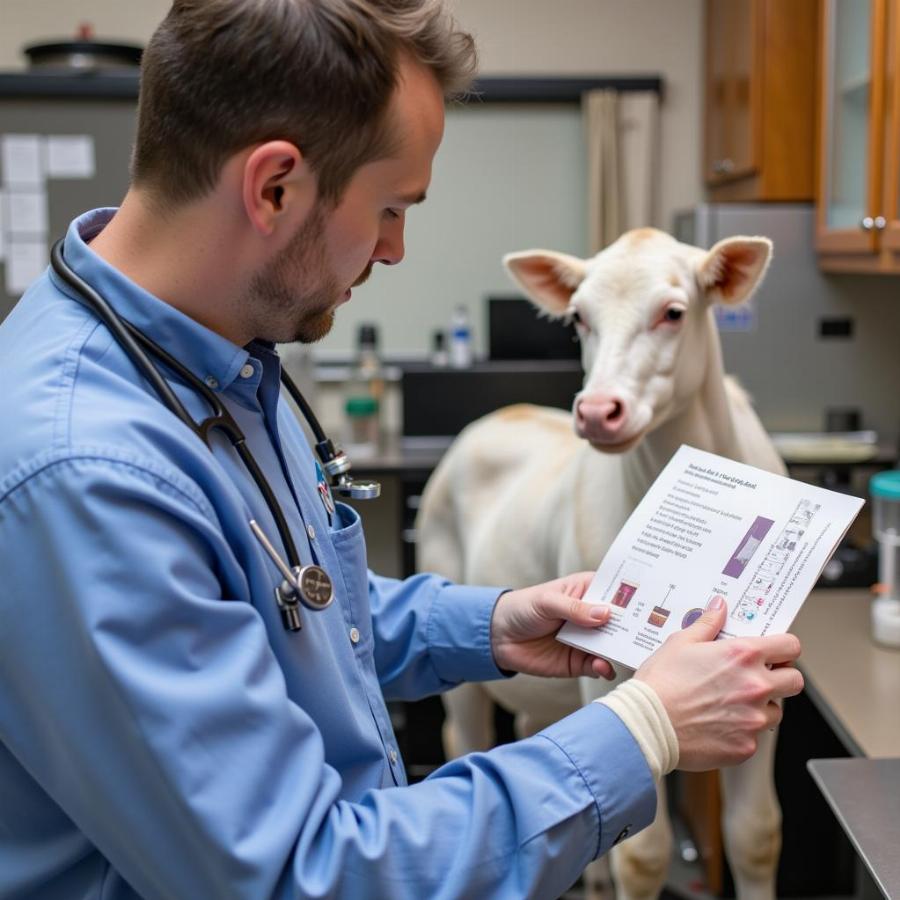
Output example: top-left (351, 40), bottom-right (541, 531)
top-left (792, 589), bottom-right (900, 758)
top-left (807, 758), bottom-right (900, 898)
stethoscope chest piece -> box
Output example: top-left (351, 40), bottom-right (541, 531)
top-left (276, 565), bottom-right (334, 631)
top-left (296, 565), bottom-right (334, 610)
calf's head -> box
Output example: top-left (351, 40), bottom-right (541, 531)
top-left (503, 228), bottom-right (772, 452)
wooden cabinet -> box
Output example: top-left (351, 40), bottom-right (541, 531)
top-left (704, 0), bottom-right (819, 202)
top-left (817, 0), bottom-right (900, 271)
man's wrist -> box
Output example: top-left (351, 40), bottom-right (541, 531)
top-left (595, 680), bottom-right (679, 780)
top-left (488, 589), bottom-right (516, 676)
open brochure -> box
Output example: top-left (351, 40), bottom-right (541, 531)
top-left (556, 445), bottom-right (865, 671)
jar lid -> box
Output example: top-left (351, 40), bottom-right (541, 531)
top-left (870, 470), bottom-right (900, 500)
top-left (345, 395), bottom-right (378, 416)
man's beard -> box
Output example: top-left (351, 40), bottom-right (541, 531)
top-left (245, 203), bottom-right (341, 344)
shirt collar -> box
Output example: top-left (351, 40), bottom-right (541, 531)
top-left (50, 208), bottom-right (252, 392)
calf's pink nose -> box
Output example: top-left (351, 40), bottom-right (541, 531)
top-left (576, 396), bottom-right (627, 434)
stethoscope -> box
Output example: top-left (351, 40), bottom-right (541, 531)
top-left (50, 240), bottom-right (381, 632)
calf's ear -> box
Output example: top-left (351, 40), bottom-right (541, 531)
top-left (697, 236), bottom-right (772, 306)
top-left (502, 250), bottom-right (588, 317)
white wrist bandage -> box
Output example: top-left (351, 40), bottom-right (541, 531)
top-left (595, 680), bottom-right (679, 780)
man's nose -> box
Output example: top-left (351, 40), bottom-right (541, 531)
top-left (372, 215), bottom-right (405, 266)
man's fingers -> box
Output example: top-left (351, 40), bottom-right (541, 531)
top-left (765, 633), bottom-right (802, 666)
top-left (676, 595), bottom-right (727, 643)
top-left (538, 592), bottom-right (610, 628)
top-left (764, 700), bottom-right (784, 730)
top-left (592, 656), bottom-right (616, 680)
top-left (570, 651), bottom-right (615, 680)
top-left (741, 633), bottom-right (802, 666)
top-left (558, 571), bottom-right (598, 598)
top-left (767, 665), bottom-right (804, 700)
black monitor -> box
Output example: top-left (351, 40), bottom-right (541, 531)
top-left (401, 360), bottom-right (583, 438)
top-left (487, 296), bottom-right (581, 361)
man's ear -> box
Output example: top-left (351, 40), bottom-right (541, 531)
top-left (697, 236), bottom-right (773, 306)
top-left (242, 140), bottom-right (316, 237)
top-left (502, 250), bottom-right (588, 317)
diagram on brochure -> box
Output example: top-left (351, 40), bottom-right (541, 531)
top-left (556, 445), bottom-right (865, 671)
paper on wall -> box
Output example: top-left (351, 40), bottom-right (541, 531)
top-left (46, 135), bottom-right (95, 179)
top-left (5, 240), bottom-right (48, 295)
top-left (556, 445), bottom-right (865, 671)
top-left (1, 134), bottom-right (44, 186)
top-left (5, 190), bottom-right (48, 236)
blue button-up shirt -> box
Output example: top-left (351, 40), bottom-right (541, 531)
top-left (0, 209), bottom-right (655, 899)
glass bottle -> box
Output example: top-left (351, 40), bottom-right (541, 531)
top-left (343, 323), bottom-right (384, 456)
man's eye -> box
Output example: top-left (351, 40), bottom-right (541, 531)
top-left (383, 208), bottom-right (401, 220)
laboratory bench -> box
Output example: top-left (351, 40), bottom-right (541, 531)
top-left (794, 590), bottom-right (900, 899)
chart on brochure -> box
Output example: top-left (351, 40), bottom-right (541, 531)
top-left (556, 445), bottom-right (864, 670)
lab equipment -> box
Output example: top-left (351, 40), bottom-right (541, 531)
top-left (869, 470), bottom-right (900, 648)
top-left (343, 323), bottom-right (384, 456)
top-left (449, 305), bottom-right (473, 368)
top-left (50, 239), bottom-right (380, 633)
top-left (344, 395), bottom-right (380, 458)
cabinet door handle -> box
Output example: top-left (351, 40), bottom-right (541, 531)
top-left (712, 158), bottom-right (735, 175)
top-left (874, 216), bottom-right (887, 230)
top-left (860, 216), bottom-right (875, 230)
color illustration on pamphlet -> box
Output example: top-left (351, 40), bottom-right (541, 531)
top-left (556, 445), bottom-right (864, 670)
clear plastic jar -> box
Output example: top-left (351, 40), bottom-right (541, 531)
top-left (868, 470), bottom-right (900, 647)
top-left (344, 394), bottom-right (379, 458)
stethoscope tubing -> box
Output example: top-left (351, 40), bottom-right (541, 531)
top-left (50, 239), bottom-right (306, 575)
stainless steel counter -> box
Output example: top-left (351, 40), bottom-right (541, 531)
top-left (808, 758), bottom-right (900, 899)
top-left (794, 591), bottom-right (900, 897)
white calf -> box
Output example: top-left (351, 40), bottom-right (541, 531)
top-left (417, 228), bottom-right (785, 900)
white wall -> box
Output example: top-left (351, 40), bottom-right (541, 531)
top-left (451, 0), bottom-right (704, 235)
top-left (1, 0), bottom-right (704, 233)
top-left (0, 0), bottom-right (705, 355)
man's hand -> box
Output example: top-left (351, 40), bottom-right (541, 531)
top-left (490, 573), bottom-right (615, 680)
top-left (634, 596), bottom-right (804, 771)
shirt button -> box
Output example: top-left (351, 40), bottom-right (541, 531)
top-left (389, 749), bottom-right (398, 765)
top-left (306, 523), bottom-right (316, 540)
top-left (614, 825), bottom-right (631, 845)
top-left (204, 375), bottom-right (219, 389)
top-left (239, 363), bottom-right (255, 379)
top-left (349, 627), bottom-right (360, 644)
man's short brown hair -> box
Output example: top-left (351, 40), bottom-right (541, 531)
top-left (131, 0), bottom-right (476, 209)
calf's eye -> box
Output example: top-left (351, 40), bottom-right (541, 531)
top-left (664, 307), bottom-right (684, 322)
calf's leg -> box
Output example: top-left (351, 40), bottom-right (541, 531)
top-left (719, 726), bottom-right (781, 900)
top-left (441, 683), bottom-right (496, 758)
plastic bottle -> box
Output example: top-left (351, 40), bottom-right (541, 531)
top-left (430, 330), bottom-right (449, 367)
top-left (343, 323), bottom-right (384, 457)
top-left (869, 470), bottom-right (900, 648)
top-left (449, 305), bottom-right (473, 368)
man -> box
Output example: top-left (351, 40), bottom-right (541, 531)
top-left (0, 2), bottom-right (803, 898)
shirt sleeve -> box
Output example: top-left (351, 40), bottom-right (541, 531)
top-left (0, 455), bottom-right (655, 900)
top-left (368, 572), bottom-right (509, 700)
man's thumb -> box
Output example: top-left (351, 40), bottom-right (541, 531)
top-left (680, 595), bottom-right (727, 642)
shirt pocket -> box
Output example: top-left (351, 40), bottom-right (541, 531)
top-left (329, 502), bottom-right (373, 652)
